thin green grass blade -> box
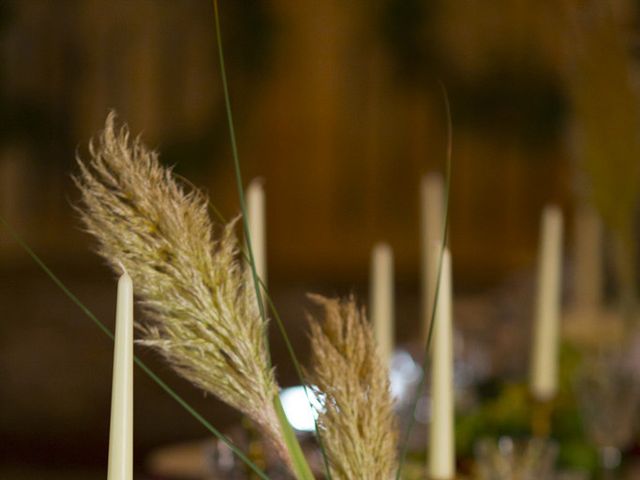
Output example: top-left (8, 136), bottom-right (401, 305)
top-left (211, 2), bottom-right (319, 478)
top-left (273, 394), bottom-right (316, 480)
top-left (395, 82), bottom-right (453, 479)
top-left (209, 204), bottom-right (332, 479)
top-left (211, 0), bottom-right (268, 335)
top-left (0, 215), bottom-right (270, 480)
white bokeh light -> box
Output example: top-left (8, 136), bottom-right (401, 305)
top-left (279, 386), bottom-right (323, 432)
top-left (390, 349), bottom-right (422, 401)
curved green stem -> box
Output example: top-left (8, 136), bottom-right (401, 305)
top-left (211, 2), bottom-right (316, 478)
top-left (396, 81), bottom-right (453, 479)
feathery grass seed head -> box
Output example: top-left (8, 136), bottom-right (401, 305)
top-left (75, 113), bottom-right (289, 464)
top-left (307, 294), bottom-right (398, 480)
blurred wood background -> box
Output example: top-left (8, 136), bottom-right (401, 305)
top-left (0, 0), bottom-right (578, 280)
top-left (0, 0), bottom-right (636, 477)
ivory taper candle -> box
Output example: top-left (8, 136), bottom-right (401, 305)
top-left (370, 243), bottom-right (394, 366)
top-left (573, 205), bottom-right (602, 312)
top-left (108, 266), bottom-right (134, 480)
top-left (530, 206), bottom-right (563, 401)
top-left (246, 179), bottom-right (267, 288)
top-left (420, 174), bottom-right (444, 345)
top-left (428, 248), bottom-right (455, 480)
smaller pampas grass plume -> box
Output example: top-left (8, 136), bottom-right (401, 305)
top-left (307, 294), bottom-right (398, 480)
top-left (74, 113), bottom-right (290, 465)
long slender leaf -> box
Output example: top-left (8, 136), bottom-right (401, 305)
top-left (396, 82), bottom-right (453, 479)
top-left (274, 395), bottom-right (316, 480)
top-left (210, 203), bottom-right (332, 478)
top-left (211, 2), bottom-right (319, 478)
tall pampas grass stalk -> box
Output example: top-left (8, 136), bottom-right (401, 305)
top-left (75, 113), bottom-right (294, 469)
top-left (73, 92), bottom-right (447, 479)
top-left (75, 113), bottom-right (405, 479)
top-left (210, 2), bottom-right (317, 478)
top-left (307, 294), bottom-right (398, 480)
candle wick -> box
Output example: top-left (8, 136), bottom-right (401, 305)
top-left (116, 260), bottom-right (128, 276)
top-left (250, 176), bottom-right (265, 187)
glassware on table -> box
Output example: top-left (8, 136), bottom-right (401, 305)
top-left (474, 436), bottom-right (559, 480)
top-left (574, 351), bottom-right (640, 479)
top-left (554, 471), bottom-right (589, 480)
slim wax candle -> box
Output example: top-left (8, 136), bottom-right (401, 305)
top-left (107, 267), bottom-right (134, 480)
top-left (246, 178), bottom-right (267, 309)
top-left (420, 174), bottom-right (444, 345)
top-left (428, 248), bottom-right (455, 480)
top-left (573, 205), bottom-right (602, 312)
top-left (370, 243), bottom-right (394, 367)
top-left (530, 206), bottom-right (563, 401)
top-left (246, 179), bottom-right (267, 288)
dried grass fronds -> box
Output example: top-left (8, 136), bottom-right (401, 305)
top-left (307, 294), bottom-right (398, 480)
top-left (75, 113), bottom-right (289, 464)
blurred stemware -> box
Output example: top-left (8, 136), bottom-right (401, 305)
top-left (474, 436), bottom-right (559, 480)
top-left (574, 350), bottom-right (640, 479)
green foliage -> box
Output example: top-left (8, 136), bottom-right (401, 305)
top-left (455, 343), bottom-right (599, 474)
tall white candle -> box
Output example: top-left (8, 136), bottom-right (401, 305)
top-left (246, 179), bottom-right (267, 289)
top-left (530, 206), bottom-right (564, 401)
top-left (420, 174), bottom-right (444, 345)
top-left (108, 267), bottom-right (134, 480)
top-left (428, 248), bottom-right (455, 480)
top-left (573, 205), bottom-right (602, 312)
top-left (370, 243), bottom-right (394, 366)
